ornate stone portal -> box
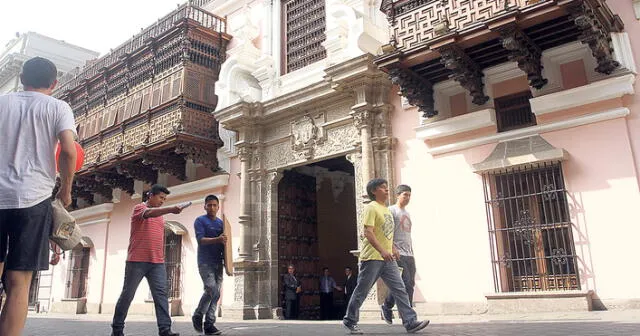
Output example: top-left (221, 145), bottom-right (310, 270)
top-left (215, 55), bottom-right (395, 319)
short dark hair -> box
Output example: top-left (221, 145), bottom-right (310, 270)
top-left (204, 194), bottom-right (219, 203)
top-left (396, 184), bottom-right (411, 195)
top-left (345, 266), bottom-right (352, 271)
top-left (149, 184), bottom-right (170, 196)
top-left (21, 57), bottom-right (57, 89)
top-left (323, 267), bottom-right (329, 272)
top-left (366, 178), bottom-right (388, 201)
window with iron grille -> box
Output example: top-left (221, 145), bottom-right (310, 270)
top-left (482, 162), bottom-right (580, 292)
top-left (282, 0), bottom-right (327, 73)
top-left (494, 91), bottom-right (536, 132)
top-left (165, 230), bottom-right (182, 300)
top-left (66, 247), bottom-right (90, 299)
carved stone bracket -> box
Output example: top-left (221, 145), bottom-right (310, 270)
top-left (498, 24), bottom-right (548, 89)
top-left (175, 142), bottom-right (220, 171)
top-left (75, 175), bottom-right (113, 201)
top-left (567, 1), bottom-right (623, 75)
top-left (116, 162), bottom-right (158, 185)
top-left (438, 45), bottom-right (490, 106)
top-left (388, 67), bottom-right (437, 118)
top-left (352, 110), bottom-right (373, 130)
top-left (94, 171), bottom-right (135, 195)
top-left (142, 152), bottom-right (187, 180)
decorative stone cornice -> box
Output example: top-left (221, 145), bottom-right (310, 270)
top-left (438, 45), bottom-right (489, 106)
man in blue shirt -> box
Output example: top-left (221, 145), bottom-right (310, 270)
top-left (319, 267), bottom-right (342, 320)
top-left (192, 195), bottom-right (226, 335)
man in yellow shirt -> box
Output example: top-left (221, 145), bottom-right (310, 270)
top-left (342, 178), bottom-right (429, 334)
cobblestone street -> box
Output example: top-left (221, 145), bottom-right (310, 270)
top-left (23, 311), bottom-right (640, 335)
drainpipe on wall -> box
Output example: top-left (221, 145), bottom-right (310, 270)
top-left (98, 214), bottom-right (112, 313)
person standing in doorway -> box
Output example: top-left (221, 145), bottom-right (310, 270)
top-left (111, 184), bottom-right (182, 336)
top-left (0, 57), bottom-right (77, 336)
top-left (381, 184), bottom-right (417, 324)
top-left (319, 267), bottom-right (342, 320)
top-left (283, 265), bottom-right (301, 320)
top-left (343, 266), bottom-right (357, 305)
top-left (191, 195), bottom-right (225, 335)
top-left (342, 179), bottom-right (429, 334)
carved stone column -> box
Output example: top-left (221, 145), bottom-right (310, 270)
top-left (237, 145), bottom-right (253, 261)
top-left (351, 109), bottom-right (374, 185)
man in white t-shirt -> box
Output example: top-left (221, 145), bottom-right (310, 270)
top-left (381, 184), bottom-right (417, 325)
top-left (0, 57), bottom-right (77, 336)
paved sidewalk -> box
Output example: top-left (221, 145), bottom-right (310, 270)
top-left (23, 310), bottom-right (640, 335)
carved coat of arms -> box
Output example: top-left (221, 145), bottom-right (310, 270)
top-left (291, 115), bottom-right (324, 159)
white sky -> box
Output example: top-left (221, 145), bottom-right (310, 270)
top-left (1, 0), bottom-right (189, 56)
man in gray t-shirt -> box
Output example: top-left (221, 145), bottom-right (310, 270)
top-left (381, 184), bottom-right (417, 324)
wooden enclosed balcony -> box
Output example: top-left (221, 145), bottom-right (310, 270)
top-left (376, 0), bottom-right (624, 118)
top-left (54, 3), bottom-right (231, 203)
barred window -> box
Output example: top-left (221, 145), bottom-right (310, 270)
top-left (482, 162), bottom-right (580, 292)
top-left (282, 0), bottom-right (327, 73)
top-left (494, 91), bottom-right (536, 132)
top-left (165, 230), bottom-right (182, 300)
top-left (66, 247), bottom-right (90, 299)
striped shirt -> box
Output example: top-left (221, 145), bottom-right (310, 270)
top-left (127, 203), bottom-right (165, 263)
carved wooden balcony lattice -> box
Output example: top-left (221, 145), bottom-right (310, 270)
top-left (283, 0), bottom-right (327, 73)
top-left (377, 0), bottom-right (624, 118)
top-left (54, 2), bottom-right (231, 203)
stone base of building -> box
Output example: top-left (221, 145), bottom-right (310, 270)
top-left (50, 298), bottom-right (88, 314)
top-left (593, 298), bottom-right (640, 311)
top-left (485, 290), bottom-right (593, 314)
top-left (222, 304), bottom-right (274, 320)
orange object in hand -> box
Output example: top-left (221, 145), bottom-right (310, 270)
top-left (55, 141), bottom-right (85, 172)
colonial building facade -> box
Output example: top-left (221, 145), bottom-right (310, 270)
top-left (42, 0), bottom-right (640, 320)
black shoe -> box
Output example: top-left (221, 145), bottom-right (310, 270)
top-left (406, 320), bottom-right (430, 333)
top-left (192, 314), bottom-right (203, 332)
top-left (111, 331), bottom-right (124, 336)
top-left (204, 325), bottom-right (222, 335)
top-left (158, 329), bottom-right (180, 336)
top-left (380, 304), bottom-right (393, 325)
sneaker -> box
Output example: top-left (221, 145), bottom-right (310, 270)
top-left (111, 331), bottom-right (124, 336)
top-left (192, 315), bottom-right (203, 333)
top-left (342, 321), bottom-right (364, 334)
top-left (406, 320), bottom-right (430, 333)
top-left (158, 329), bottom-right (180, 336)
top-left (204, 325), bottom-right (222, 335)
top-left (380, 304), bottom-right (393, 325)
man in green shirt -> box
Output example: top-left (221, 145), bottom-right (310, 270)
top-left (342, 178), bottom-right (429, 334)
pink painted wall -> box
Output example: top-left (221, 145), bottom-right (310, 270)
top-left (389, 0), bottom-right (640, 306)
top-left (608, 1), bottom-right (640, 190)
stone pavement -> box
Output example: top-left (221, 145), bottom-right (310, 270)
top-left (23, 310), bottom-right (640, 335)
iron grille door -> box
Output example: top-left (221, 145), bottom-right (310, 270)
top-left (65, 247), bottom-right (90, 298)
top-left (494, 92), bottom-right (536, 132)
top-left (164, 230), bottom-right (182, 300)
top-left (483, 162), bottom-right (580, 292)
top-left (282, 0), bottom-right (327, 73)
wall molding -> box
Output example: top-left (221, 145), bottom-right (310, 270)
top-left (70, 203), bottom-right (114, 222)
top-left (426, 107), bottom-right (630, 155)
top-left (416, 108), bottom-right (496, 140)
top-left (530, 74), bottom-right (635, 116)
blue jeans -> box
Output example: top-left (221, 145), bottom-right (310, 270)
top-left (343, 260), bottom-right (417, 328)
top-left (194, 263), bottom-right (223, 327)
top-left (112, 262), bottom-right (172, 333)
top-left (384, 255), bottom-right (416, 308)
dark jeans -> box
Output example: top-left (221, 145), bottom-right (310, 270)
top-left (343, 260), bottom-right (417, 328)
top-left (384, 255), bottom-right (416, 308)
top-left (112, 262), bottom-right (172, 333)
top-left (194, 263), bottom-right (223, 327)
top-left (285, 297), bottom-right (299, 319)
top-left (320, 292), bottom-right (333, 320)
